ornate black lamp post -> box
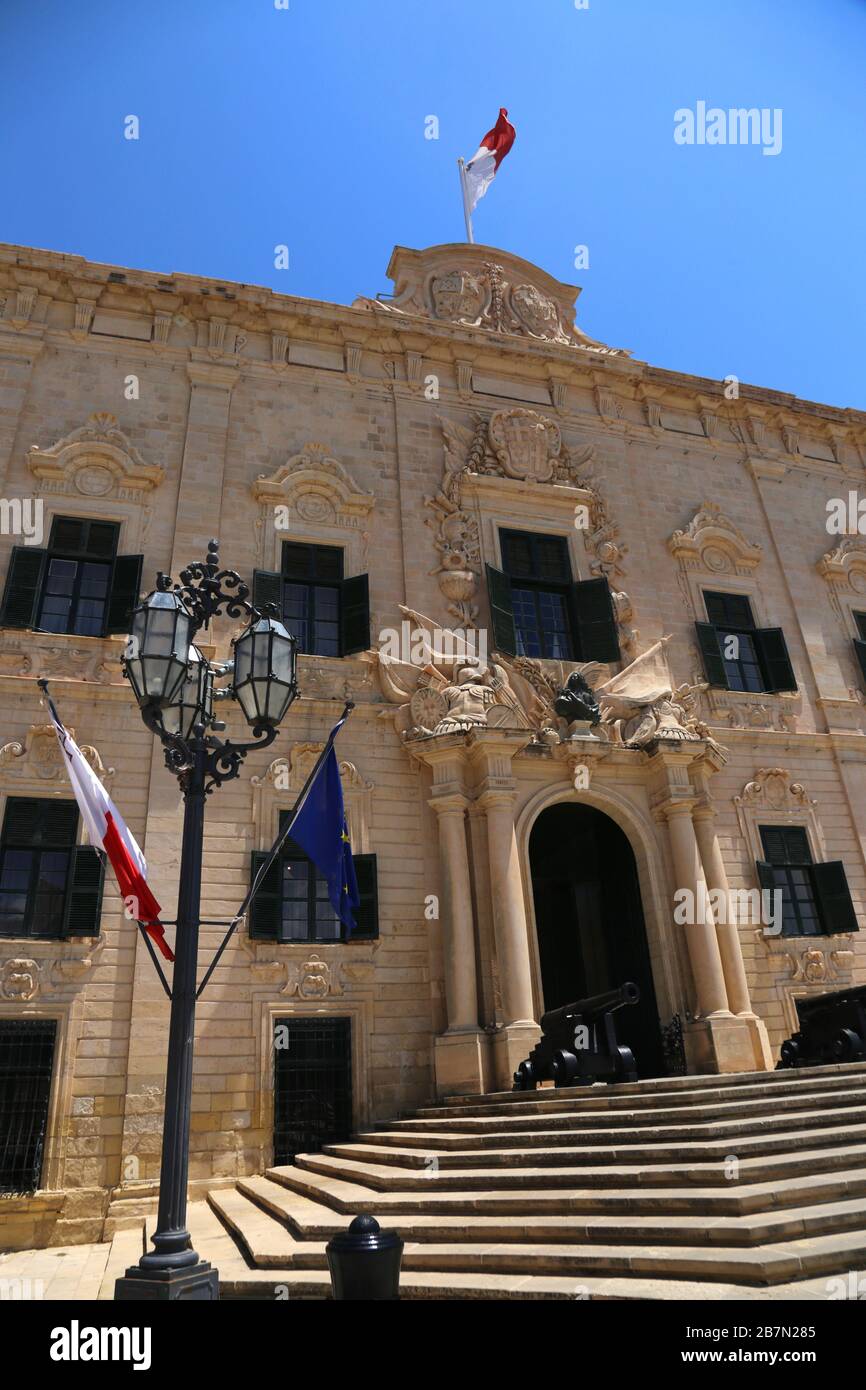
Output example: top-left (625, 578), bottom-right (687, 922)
top-left (115, 540), bottom-right (298, 1301)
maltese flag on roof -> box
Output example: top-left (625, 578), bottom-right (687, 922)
top-left (462, 108), bottom-right (516, 214)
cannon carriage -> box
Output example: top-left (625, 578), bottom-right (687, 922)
top-left (513, 982), bottom-right (641, 1090)
top-left (777, 984), bottom-right (866, 1069)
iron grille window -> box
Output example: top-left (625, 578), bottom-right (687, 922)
top-left (249, 812), bottom-right (378, 942)
top-left (500, 530), bottom-right (574, 659)
top-left (757, 825), bottom-right (859, 938)
top-left (273, 1016), bottom-right (352, 1165)
top-left (0, 1019), bottom-right (56, 1193)
top-left (0, 516), bottom-right (142, 636)
top-left (696, 591), bottom-right (797, 693)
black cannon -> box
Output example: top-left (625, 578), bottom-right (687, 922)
top-left (776, 984), bottom-right (866, 1069)
top-left (513, 982), bottom-right (641, 1091)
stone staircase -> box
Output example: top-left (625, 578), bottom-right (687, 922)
top-left (202, 1062), bottom-right (866, 1299)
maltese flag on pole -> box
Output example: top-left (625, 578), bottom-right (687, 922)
top-left (45, 700), bottom-right (175, 961)
top-left (463, 107), bottom-right (516, 213)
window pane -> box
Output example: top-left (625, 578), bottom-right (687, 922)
top-left (512, 587), bottom-right (541, 657)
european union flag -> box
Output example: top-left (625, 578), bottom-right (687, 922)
top-left (288, 740), bottom-right (360, 934)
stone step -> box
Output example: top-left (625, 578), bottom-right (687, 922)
top-left (326, 1121), bottom-right (866, 1170)
top-left (354, 1105), bottom-right (866, 1152)
top-left (417, 1070), bottom-right (866, 1120)
top-left (205, 1183), bottom-right (866, 1285)
top-left (216, 1267), bottom-right (842, 1301)
top-left (267, 1160), bottom-right (866, 1217)
top-left (238, 1174), bottom-right (866, 1250)
top-left (293, 1140), bottom-right (866, 1191)
top-left (389, 1086), bottom-right (866, 1134)
top-left (436, 1061), bottom-right (866, 1108)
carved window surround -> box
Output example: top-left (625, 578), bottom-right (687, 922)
top-left (0, 999), bottom-right (80, 1191)
top-left (817, 539), bottom-right (866, 636)
top-left (732, 770), bottom-right (856, 1004)
top-left (250, 743), bottom-right (374, 855)
top-left (733, 767), bottom-right (825, 866)
top-left (251, 442), bottom-right (375, 574)
top-left (252, 992), bottom-right (376, 1141)
top-left (26, 412), bottom-right (163, 553)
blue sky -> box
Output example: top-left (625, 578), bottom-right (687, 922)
top-left (1, 0), bottom-right (864, 409)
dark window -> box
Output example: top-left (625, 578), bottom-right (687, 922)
top-left (501, 530), bottom-right (572, 659)
top-left (38, 518), bottom-right (118, 637)
top-left (0, 517), bottom-right (142, 637)
top-left (853, 612), bottom-right (866, 691)
top-left (252, 545), bottom-right (370, 657)
top-left (757, 825), bottom-right (859, 938)
top-left (273, 1016), bottom-right (352, 1164)
top-left (0, 798), bottom-right (104, 940)
top-left (0, 1019), bottom-right (57, 1193)
top-left (696, 592), bottom-right (797, 693)
top-left (249, 812), bottom-right (378, 943)
top-left (489, 531), bottom-right (620, 664)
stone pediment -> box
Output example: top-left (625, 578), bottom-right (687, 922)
top-left (27, 412), bottom-right (164, 498)
top-left (353, 243), bottom-right (626, 355)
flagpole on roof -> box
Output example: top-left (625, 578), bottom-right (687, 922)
top-left (457, 158), bottom-right (475, 244)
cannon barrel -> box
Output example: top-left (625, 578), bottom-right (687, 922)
top-left (794, 984), bottom-right (866, 1020)
top-left (540, 981), bottom-right (640, 1035)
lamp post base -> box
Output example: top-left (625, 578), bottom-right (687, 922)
top-left (115, 1261), bottom-right (219, 1301)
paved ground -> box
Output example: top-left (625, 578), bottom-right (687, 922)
top-left (0, 1241), bottom-right (112, 1300)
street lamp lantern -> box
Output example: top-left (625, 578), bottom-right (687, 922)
top-left (115, 540), bottom-right (300, 1303)
top-left (233, 615), bottom-right (298, 727)
top-left (160, 644), bottom-right (213, 742)
top-left (124, 584), bottom-right (192, 709)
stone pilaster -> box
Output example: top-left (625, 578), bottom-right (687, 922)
top-left (170, 361), bottom-right (239, 571)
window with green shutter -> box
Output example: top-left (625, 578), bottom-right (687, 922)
top-left (757, 824), bottom-right (859, 938)
top-left (248, 812), bottom-right (377, 943)
top-left (698, 592), bottom-right (797, 693)
top-left (0, 798), bottom-right (103, 939)
top-left (252, 542), bottom-right (369, 657)
top-left (0, 516), bottom-right (142, 638)
top-left (490, 530), bottom-right (620, 663)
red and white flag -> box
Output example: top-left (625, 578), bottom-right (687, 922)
top-left (46, 703), bottom-right (175, 962)
top-left (463, 107), bottom-right (516, 213)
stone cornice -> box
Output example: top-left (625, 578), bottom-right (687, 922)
top-left (2, 241), bottom-right (864, 442)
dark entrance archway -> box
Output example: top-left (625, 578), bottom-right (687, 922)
top-left (529, 802), bottom-right (665, 1078)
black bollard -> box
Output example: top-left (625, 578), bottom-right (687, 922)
top-left (326, 1214), bottom-right (404, 1300)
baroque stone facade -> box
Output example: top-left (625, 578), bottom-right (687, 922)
top-left (1, 238), bottom-right (866, 1250)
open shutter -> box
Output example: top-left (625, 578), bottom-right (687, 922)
top-left (249, 851), bottom-right (281, 940)
top-left (486, 563), bottom-right (516, 656)
top-left (695, 621), bottom-right (728, 688)
top-left (755, 627), bottom-right (797, 692)
top-left (252, 569), bottom-right (282, 616)
top-left (62, 846), bottom-right (105, 937)
top-left (0, 547), bottom-right (47, 629)
top-left (105, 554), bottom-right (143, 634)
top-left (812, 861), bottom-right (860, 935)
top-left (351, 854), bottom-right (378, 940)
top-left (855, 639), bottom-right (866, 691)
top-left (340, 573), bottom-right (370, 655)
top-left (571, 577), bottom-right (620, 663)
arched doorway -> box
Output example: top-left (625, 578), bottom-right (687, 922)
top-left (529, 802), bottom-right (665, 1078)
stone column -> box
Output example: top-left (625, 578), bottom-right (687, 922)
top-left (468, 731), bottom-right (540, 1089)
top-left (692, 800), bottom-right (773, 1069)
top-left (665, 802), bottom-right (731, 1018)
top-left (430, 794), bottom-right (479, 1031)
top-left (410, 738), bottom-right (489, 1096)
